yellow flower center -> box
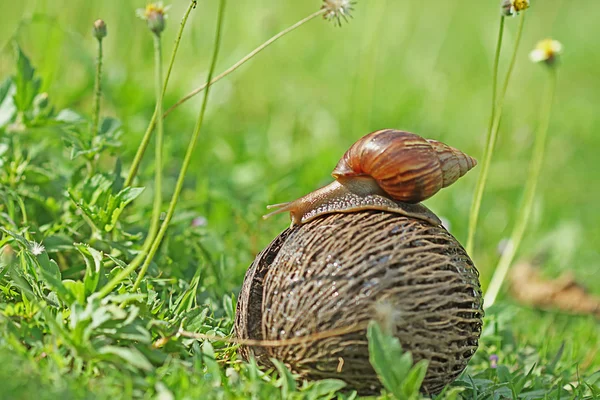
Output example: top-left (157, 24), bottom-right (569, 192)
top-left (513, 0), bottom-right (530, 12)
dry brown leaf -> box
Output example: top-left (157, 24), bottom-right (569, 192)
top-left (509, 261), bottom-right (600, 318)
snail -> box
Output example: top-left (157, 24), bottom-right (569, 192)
top-left (263, 129), bottom-right (477, 227)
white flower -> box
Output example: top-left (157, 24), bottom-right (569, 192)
top-left (322, 0), bottom-right (355, 26)
top-left (30, 241), bottom-right (45, 256)
top-left (501, 0), bottom-right (530, 16)
top-left (529, 39), bottom-right (563, 66)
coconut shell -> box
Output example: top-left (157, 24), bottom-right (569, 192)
top-left (235, 211), bottom-right (483, 395)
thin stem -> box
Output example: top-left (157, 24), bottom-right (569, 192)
top-left (490, 17), bottom-right (505, 127)
top-left (124, 0), bottom-right (197, 188)
top-left (99, 0), bottom-right (227, 298)
top-left (124, 8), bottom-right (325, 187)
top-left (484, 68), bottom-right (557, 307)
top-left (466, 13), bottom-right (525, 255)
top-left (92, 37), bottom-right (103, 137)
top-left (176, 321), bottom-right (368, 347)
top-left (164, 8), bottom-right (326, 117)
top-left (144, 33), bottom-right (164, 253)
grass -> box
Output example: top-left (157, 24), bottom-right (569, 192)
top-left (1, 0), bottom-right (599, 399)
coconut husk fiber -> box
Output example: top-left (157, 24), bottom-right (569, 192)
top-left (235, 211), bottom-right (483, 395)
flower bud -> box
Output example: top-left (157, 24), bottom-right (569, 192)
top-left (147, 11), bottom-right (166, 34)
top-left (136, 3), bottom-right (170, 35)
top-left (93, 19), bottom-right (107, 40)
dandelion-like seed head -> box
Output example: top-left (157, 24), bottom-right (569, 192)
top-left (322, 0), bottom-right (355, 26)
top-left (137, 2), bottom-right (170, 35)
top-left (373, 300), bottom-right (403, 335)
top-left (30, 241), bottom-right (45, 256)
top-left (501, 0), bottom-right (530, 16)
top-left (530, 38), bottom-right (562, 66)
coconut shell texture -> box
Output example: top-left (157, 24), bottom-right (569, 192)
top-left (235, 211), bottom-right (483, 395)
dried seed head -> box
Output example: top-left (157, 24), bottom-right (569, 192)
top-left (529, 38), bottom-right (562, 66)
top-left (501, 0), bottom-right (530, 16)
top-left (322, 0), bottom-right (355, 26)
top-left (30, 241), bottom-right (45, 256)
top-left (373, 300), bottom-right (403, 336)
top-left (93, 19), bottom-right (107, 40)
top-left (137, 2), bottom-right (170, 35)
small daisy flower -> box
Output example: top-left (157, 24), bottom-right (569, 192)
top-left (501, 0), bottom-right (530, 17)
top-left (529, 38), bottom-right (562, 66)
top-left (30, 241), bottom-right (45, 256)
top-left (322, 0), bottom-right (355, 26)
top-left (137, 2), bottom-right (170, 35)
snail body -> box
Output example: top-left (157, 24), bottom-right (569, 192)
top-left (264, 176), bottom-right (441, 226)
top-left (265, 129), bottom-right (477, 226)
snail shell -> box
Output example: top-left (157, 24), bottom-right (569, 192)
top-left (264, 129), bottom-right (476, 227)
top-left (333, 129), bottom-right (477, 203)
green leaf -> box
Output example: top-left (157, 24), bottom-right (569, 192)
top-left (272, 358), bottom-right (297, 398)
top-left (400, 359), bottom-right (429, 398)
top-left (0, 77), bottom-right (12, 104)
top-left (34, 251), bottom-right (73, 304)
top-left (76, 243), bottom-right (104, 296)
top-left (98, 117), bottom-right (121, 136)
top-left (202, 341), bottom-right (222, 386)
top-left (367, 321), bottom-right (426, 400)
top-left (0, 77), bottom-right (15, 127)
top-left (62, 279), bottom-right (86, 304)
top-left (105, 187), bottom-right (144, 232)
top-left (12, 45), bottom-right (41, 112)
top-left (97, 345), bottom-right (153, 371)
top-left (368, 321), bottom-right (404, 395)
top-left (183, 307), bottom-right (209, 332)
top-left (223, 293), bottom-right (234, 321)
top-left (304, 379), bottom-right (346, 399)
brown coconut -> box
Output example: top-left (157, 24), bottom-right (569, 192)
top-left (235, 211), bottom-right (483, 395)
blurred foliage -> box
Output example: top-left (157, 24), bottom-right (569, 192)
top-left (0, 0), bottom-right (599, 399)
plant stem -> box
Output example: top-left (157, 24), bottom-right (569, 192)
top-left (123, 9), bottom-right (325, 187)
top-left (92, 36), bottom-right (103, 137)
top-left (466, 13), bottom-right (525, 255)
top-left (164, 8), bottom-right (326, 117)
top-left (98, 0), bottom-right (227, 299)
top-left (144, 33), bottom-right (164, 253)
top-left (490, 17), bottom-right (505, 127)
top-left (124, 0), bottom-right (197, 188)
top-left (485, 67), bottom-right (557, 307)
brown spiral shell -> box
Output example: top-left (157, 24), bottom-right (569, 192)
top-left (332, 129), bottom-right (477, 203)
